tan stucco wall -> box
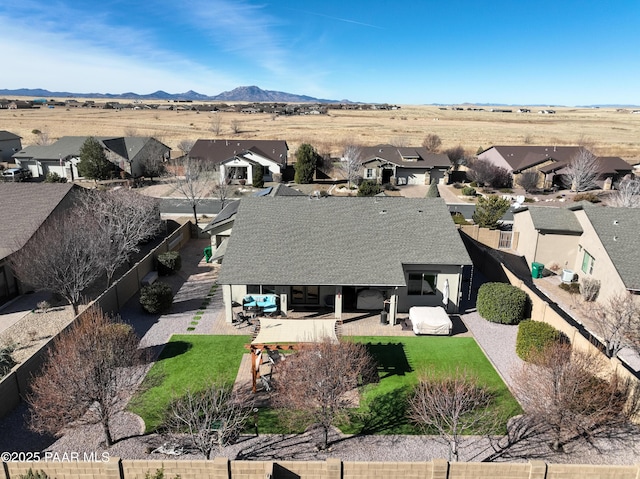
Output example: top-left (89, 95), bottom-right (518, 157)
top-left (513, 211), bottom-right (538, 263)
top-left (572, 210), bottom-right (627, 303)
top-left (397, 264), bottom-right (463, 313)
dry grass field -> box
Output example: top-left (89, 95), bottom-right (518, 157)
top-left (1, 100), bottom-right (639, 162)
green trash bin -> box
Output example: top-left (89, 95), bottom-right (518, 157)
top-left (531, 262), bottom-right (544, 279)
top-left (204, 246), bottom-right (213, 263)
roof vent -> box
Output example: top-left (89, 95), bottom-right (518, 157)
top-left (380, 209), bottom-right (387, 214)
top-left (613, 220), bottom-right (619, 225)
top-left (613, 236), bottom-right (618, 241)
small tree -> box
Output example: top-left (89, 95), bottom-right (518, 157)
top-left (472, 195), bottom-right (510, 228)
top-left (357, 180), bottom-right (382, 197)
top-left (590, 291), bottom-right (640, 358)
top-left (211, 115), bottom-right (222, 135)
top-left (169, 156), bottom-right (217, 225)
top-left (10, 208), bottom-right (103, 316)
top-left (517, 172), bottom-right (540, 192)
top-left (477, 282), bottom-right (528, 324)
top-left (340, 143), bottom-right (363, 188)
top-left (426, 180), bottom-right (440, 198)
top-left (272, 339), bottom-right (377, 449)
top-left (77, 136), bottom-right (115, 181)
top-left (138, 139), bottom-right (168, 182)
top-left (252, 164), bottom-right (264, 188)
top-left (563, 148), bottom-right (600, 192)
top-left (515, 320), bottom-right (563, 361)
top-left (28, 307), bottom-right (148, 447)
top-left (513, 342), bottom-right (640, 452)
top-left (467, 159), bottom-right (510, 187)
top-left (444, 145), bottom-right (466, 170)
top-left (294, 143), bottom-right (320, 184)
top-left (409, 368), bottom-right (494, 461)
top-left (165, 382), bottom-right (253, 459)
top-left (606, 178), bottom-right (640, 207)
top-left (422, 133), bottom-right (442, 152)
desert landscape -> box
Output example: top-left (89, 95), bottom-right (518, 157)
top-left (1, 100), bottom-right (640, 162)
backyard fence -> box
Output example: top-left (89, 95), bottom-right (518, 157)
top-left (0, 222), bottom-right (192, 419)
top-left (3, 457), bottom-right (640, 479)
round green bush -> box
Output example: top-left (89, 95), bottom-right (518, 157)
top-left (477, 282), bottom-right (528, 324)
top-left (516, 320), bottom-right (562, 361)
top-left (461, 186), bottom-right (476, 196)
top-left (140, 282), bottom-right (174, 314)
top-left (157, 251), bottom-right (182, 276)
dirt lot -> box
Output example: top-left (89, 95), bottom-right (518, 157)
top-left (1, 101), bottom-right (639, 161)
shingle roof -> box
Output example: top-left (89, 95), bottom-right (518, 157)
top-left (489, 146), bottom-right (584, 172)
top-left (0, 131), bottom-right (21, 141)
top-left (188, 139), bottom-right (288, 166)
top-left (0, 183), bottom-right (75, 259)
top-left (515, 206), bottom-right (583, 234)
top-left (583, 206), bottom-right (640, 290)
top-left (218, 197), bottom-right (471, 287)
top-left (361, 144), bottom-right (450, 169)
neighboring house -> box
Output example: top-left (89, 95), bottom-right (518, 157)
top-left (13, 136), bottom-right (169, 180)
top-left (360, 144), bottom-right (451, 186)
top-left (217, 197), bottom-right (472, 323)
top-left (188, 139), bottom-right (288, 184)
top-left (0, 131), bottom-right (22, 163)
top-left (203, 184), bottom-right (305, 263)
top-left (512, 204), bottom-right (640, 301)
top-left (0, 183), bottom-right (78, 305)
top-left (477, 145), bottom-right (632, 189)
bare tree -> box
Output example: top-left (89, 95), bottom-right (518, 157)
top-left (422, 133), bottom-right (442, 152)
top-left (340, 143), bottom-right (363, 188)
top-left (10, 209), bottom-right (103, 316)
top-left (408, 368), bottom-right (495, 462)
top-left (165, 382), bottom-right (254, 459)
top-left (137, 137), bottom-right (169, 182)
top-left (444, 145), bottom-right (466, 170)
top-left (33, 129), bottom-right (53, 146)
top-left (606, 177), bottom-right (640, 207)
top-left (212, 168), bottom-right (233, 210)
top-left (211, 114), bottom-right (222, 135)
top-left (272, 339), bottom-right (377, 449)
top-left (563, 148), bottom-right (600, 192)
top-left (513, 342), bottom-right (640, 452)
top-left (28, 306), bottom-right (148, 447)
top-left (517, 171), bottom-right (541, 192)
top-left (230, 119), bottom-right (242, 135)
top-left (389, 136), bottom-right (409, 147)
top-left (590, 291), bottom-right (640, 358)
top-left (467, 159), bottom-right (501, 187)
top-left (176, 139), bottom-right (195, 158)
top-left (76, 189), bottom-right (162, 286)
top-left (168, 156), bottom-right (217, 225)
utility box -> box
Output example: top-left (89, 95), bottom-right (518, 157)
top-left (531, 262), bottom-right (544, 279)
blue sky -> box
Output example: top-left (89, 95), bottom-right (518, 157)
top-left (1, 0), bottom-right (639, 105)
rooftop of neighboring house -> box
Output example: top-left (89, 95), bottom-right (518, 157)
top-left (188, 139), bottom-right (288, 165)
top-left (203, 184), bottom-right (305, 232)
top-left (0, 130), bottom-right (21, 141)
top-left (547, 155), bottom-right (633, 176)
top-left (361, 144), bottom-right (451, 168)
top-left (0, 183), bottom-right (76, 260)
top-left (572, 205), bottom-right (640, 291)
top-left (13, 136), bottom-right (168, 161)
top-left (513, 205), bottom-right (583, 234)
top-left (218, 197), bottom-right (471, 287)
top-left (481, 145), bottom-right (584, 172)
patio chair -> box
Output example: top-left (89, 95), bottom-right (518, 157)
top-left (234, 311), bottom-right (252, 328)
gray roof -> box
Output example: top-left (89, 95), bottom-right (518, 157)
top-left (0, 131), bottom-right (21, 141)
top-left (0, 183), bottom-right (75, 259)
top-left (485, 145), bottom-right (584, 171)
top-left (515, 206), bottom-right (583, 234)
top-left (361, 144), bottom-right (450, 169)
top-left (583, 206), bottom-right (640, 290)
top-left (189, 139), bottom-right (288, 166)
top-left (218, 197), bottom-right (471, 287)
top-left (12, 136), bottom-right (168, 162)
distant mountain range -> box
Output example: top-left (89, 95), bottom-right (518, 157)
top-left (0, 85), bottom-right (345, 103)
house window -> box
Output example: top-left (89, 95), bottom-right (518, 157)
top-left (247, 285), bottom-right (276, 295)
top-left (581, 251), bottom-right (595, 275)
top-left (365, 168), bottom-right (375, 179)
top-left (407, 273), bottom-right (437, 295)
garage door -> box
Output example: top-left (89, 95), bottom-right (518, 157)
top-left (407, 173), bottom-right (426, 185)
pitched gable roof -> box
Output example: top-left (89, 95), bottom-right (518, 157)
top-left (582, 206), bottom-right (640, 290)
top-left (361, 144), bottom-right (450, 169)
top-left (487, 146), bottom-right (584, 172)
top-left (0, 131), bottom-right (21, 141)
top-left (0, 183), bottom-right (75, 259)
top-left (218, 197), bottom-right (471, 287)
top-left (189, 139), bottom-right (288, 166)
top-left (514, 206), bottom-right (583, 234)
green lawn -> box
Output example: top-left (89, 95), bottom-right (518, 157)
top-left (129, 334), bottom-right (521, 435)
top-left (129, 334), bottom-right (251, 432)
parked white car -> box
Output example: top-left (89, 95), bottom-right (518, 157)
top-left (2, 167), bottom-right (32, 181)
